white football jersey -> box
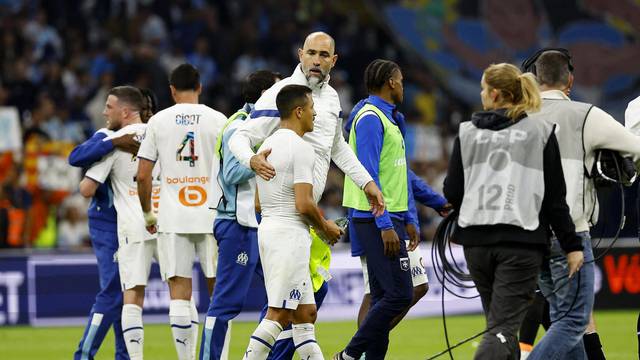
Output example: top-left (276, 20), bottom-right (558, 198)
top-left (256, 129), bottom-right (315, 229)
top-left (85, 123), bottom-right (161, 243)
top-left (137, 103), bottom-right (227, 233)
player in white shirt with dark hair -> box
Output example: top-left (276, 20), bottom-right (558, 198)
top-left (79, 86), bottom-right (161, 360)
top-left (243, 84), bottom-right (342, 360)
top-left (136, 64), bottom-right (227, 360)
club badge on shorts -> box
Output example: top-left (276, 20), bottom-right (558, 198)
top-left (289, 288), bottom-right (301, 301)
top-left (236, 251), bottom-right (249, 266)
top-left (400, 257), bottom-right (410, 271)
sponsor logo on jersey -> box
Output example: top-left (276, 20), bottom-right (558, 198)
top-left (178, 185), bottom-right (207, 207)
top-left (165, 176), bottom-right (209, 184)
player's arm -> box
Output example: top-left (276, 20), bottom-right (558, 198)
top-left (78, 153), bottom-right (115, 198)
top-left (331, 114), bottom-right (384, 216)
top-left (136, 120), bottom-right (159, 231)
top-left (294, 183), bottom-right (341, 245)
top-left (221, 126), bottom-right (255, 185)
top-left (136, 158), bottom-right (157, 233)
top-left (69, 130), bottom-right (139, 168)
top-left (228, 109), bottom-right (281, 178)
top-left (293, 142), bottom-right (342, 244)
top-left (79, 177), bottom-right (100, 198)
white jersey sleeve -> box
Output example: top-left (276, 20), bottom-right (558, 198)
top-left (85, 152), bottom-right (116, 184)
top-left (137, 116), bottom-right (158, 162)
top-left (228, 79), bottom-right (288, 168)
top-left (330, 116), bottom-right (373, 189)
top-left (293, 141), bottom-right (315, 185)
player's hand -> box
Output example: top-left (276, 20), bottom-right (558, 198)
top-left (406, 223), bottom-right (419, 251)
top-left (438, 203), bottom-right (453, 217)
top-left (363, 181), bottom-right (385, 217)
top-left (567, 250), bottom-right (584, 278)
top-left (381, 228), bottom-right (400, 257)
top-left (250, 148), bottom-right (276, 181)
top-left (143, 211), bottom-right (157, 234)
top-left (320, 220), bottom-right (343, 246)
top-left (112, 133), bottom-right (140, 155)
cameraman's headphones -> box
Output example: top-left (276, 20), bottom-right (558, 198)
top-left (521, 47), bottom-right (574, 75)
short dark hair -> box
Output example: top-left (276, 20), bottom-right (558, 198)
top-left (276, 85), bottom-right (312, 119)
top-left (534, 51), bottom-right (572, 87)
top-left (108, 86), bottom-right (144, 112)
top-left (170, 63), bottom-right (200, 91)
top-left (364, 59), bottom-right (400, 93)
top-left (138, 87), bottom-right (158, 123)
top-left (242, 70), bottom-right (281, 104)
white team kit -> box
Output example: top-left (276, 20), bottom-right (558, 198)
top-left (85, 123), bottom-right (161, 290)
top-left (137, 103), bottom-right (227, 280)
top-left (256, 129), bottom-right (316, 310)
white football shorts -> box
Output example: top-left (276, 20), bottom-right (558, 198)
top-left (258, 220), bottom-right (314, 310)
top-left (157, 232), bottom-right (218, 280)
top-left (117, 238), bottom-right (158, 291)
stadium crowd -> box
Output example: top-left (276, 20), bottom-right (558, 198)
top-left (0, 1), bottom-right (459, 250)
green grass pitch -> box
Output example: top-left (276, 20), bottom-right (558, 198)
top-left (1, 310), bottom-right (636, 359)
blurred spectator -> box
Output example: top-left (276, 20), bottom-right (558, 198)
top-left (57, 193), bottom-right (90, 250)
top-left (187, 36), bottom-right (218, 88)
top-left (0, 161), bottom-right (32, 248)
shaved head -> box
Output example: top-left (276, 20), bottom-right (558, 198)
top-left (303, 32), bottom-right (336, 55)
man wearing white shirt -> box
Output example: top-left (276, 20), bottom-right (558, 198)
top-left (79, 86), bottom-right (161, 360)
top-left (137, 64), bottom-right (228, 360)
top-left (523, 49), bottom-right (640, 360)
top-left (228, 31), bottom-right (384, 212)
top-left (243, 84), bottom-right (342, 360)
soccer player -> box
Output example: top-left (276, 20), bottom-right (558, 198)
top-left (336, 59), bottom-right (415, 360)
top-left (79, 86), bottom-right (161, 360)
top-left (200, 70), bottom-right (280, 360)
top-left (243, 84), bottom-right (342, 360)
top-left (137, 63), bottom-right (228, 360)
top-left (69, 88), bottom-right (147, 360)
top-left (344, 62), bottom-right (451, 336)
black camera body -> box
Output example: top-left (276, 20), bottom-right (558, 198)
top-left (590, 149), bottom-right (637, 187)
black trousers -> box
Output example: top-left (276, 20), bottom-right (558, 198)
top-left (464, 244), bottom-right (544, 360)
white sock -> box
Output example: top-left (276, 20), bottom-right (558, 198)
top-left (190, 298), bottom-right (199, 359)
top-left (521, 350), bottom-right (531, 360)
top-left (170, 299), bottom-right (193, 360)
top-left (122, 304), bottom-right (144, 360)
top-left (244, 319), bottom-right (283, 360)
top-left (292, 323), bottom-right (323, 359)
